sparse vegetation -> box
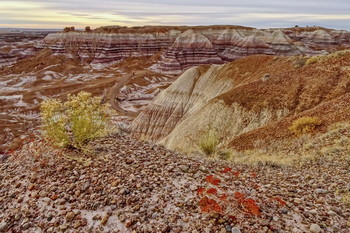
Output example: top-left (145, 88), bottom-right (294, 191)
top-left (293, 57), bottom-right (306, 68)
top-left (40, 91), bottom-right (115, 150)
top-left (63, 26), bottom-right (75, 32)
top-left (289, 116), bottom-right (322, 136)
top-left (199, 130), bottom-right (219, 156)
top-left (306, 50), bottom-right (350, 65)
top-left (85, 26), bottom-right (92, 32)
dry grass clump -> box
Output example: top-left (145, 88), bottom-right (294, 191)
top-left (41, 91), bottom-right (116, 150)
top-left (306, 50), bottom-right (350, 65)
top-left (199, 130), bottom-right (219, 156)
top-left (335, 187), bottom-right (350, 206)
top-left (293, 57), bottom-right (307, 68)
top-left (220, 122), bottom-right (350, 167)
top-left (227, 150), bottom-right (294, 167)
top-left (289, 116), bottom-right (322, 136)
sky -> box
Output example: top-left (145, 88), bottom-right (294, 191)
top-left (0, 0), bottom-right (350, 30)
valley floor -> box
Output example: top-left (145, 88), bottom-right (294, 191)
top-left (0, 134), bottom-right (349, 233)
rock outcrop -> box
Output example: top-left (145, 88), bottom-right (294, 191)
top-left (131, 51), bottom-right (350, 152)
top-left (0, 31), bottom-right (52, 68)
top-left (40, 26), bottom-right (350, 74)
top-left (158, 30), bottom-right (223, 73)
top-left (41, 31), bottom-right (179, 64)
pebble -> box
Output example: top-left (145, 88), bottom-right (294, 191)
top-left (315, 189), bottom-right (328, 194)
top-left (22, 222), bottom-right (31, 230)
top-left (0, 221), bottom-right (8, 231)
top-left (231, 227), bottom-right (241, 233)
top-left (59, 224), bottom-right (68, 231)
top-left (310, 209), bottom-right (318, 215)
top-left (225, 225), bottom-right (232, 232)
top-left (125, 220), bottom-right (134, 228)
top-left (310, 224), bottom-right (322, 233)
top-left (101, 214), bottom-right (109, 225)
top-left (66, 211), bottom-right (75, 222)
top-left (93, 214), bottom-right (102, 221)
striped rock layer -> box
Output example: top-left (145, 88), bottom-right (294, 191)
top-left (40, 26), bottom-right (350, 73)
top-left (131, 52), bottom-right (350, 152)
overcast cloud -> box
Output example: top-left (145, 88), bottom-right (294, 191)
top-left (0, 0), bottom-right (349, 29)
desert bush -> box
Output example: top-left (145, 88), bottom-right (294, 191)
top-left (294, 57), bottom-right (306, 68)
top-left (217, 149), bottom-right (233, 160)
top-left (85, 26), bottom-right (92, 32)
top-left (306, 50), bottom-right (350, 65)
top-left (289, 116), bottom-right (322, 136)
top-left (63, 26), bottom-right (75, 32)
top-left (41, 91), bottom-right (115, 149)
top-left (199, 130), bottom-right (219, 156)
top-left (306, 56), bottom-right (320, 65)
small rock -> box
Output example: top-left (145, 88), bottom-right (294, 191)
top-left (57, 198), bottom-right (66, 205)
top-left (101, 215), bottom-right (109, 225)
top-left (310, 209), bottom-right (318, 215)
top-left (111, 180), bottom-right (119, 187)
top-left (0, 221), bottom-right (8, 231)
top-left (59, 224), bottom-right (68, 231)
top-left (15, 213), bottom-right (22, 221)
top-left (73, 221), bottom-right (81, 229)
top-left (82, 182), bottom-right (90, 191)
top-left (22, 222), bottom-right (31, 230)
top-left (327, 210), bottom-right (336, 216)
top-left (218, 218), bottom-right (225, 224)
top-left (281, 208), bottom-right (288, 214)
top-left (66, 211), bottom-right (75, 222)
top-left (225, 225), bottom-right (232, 232)
top-left (315, 189), bottom-right (328, 194)
top-left (125, 220), bottom-right (134, 228)
top-left (293, 198), bottom-right (302, 204)
top-left (74, 190), bottom-right (81, 197)
top-left (199, 166), bottom-right (207, 172)
top-left (219, 228), bottom-right (226, 233)
top-left (92, 214), bottom-right (102, 221)
top-left (310, 224), bottom-right (322, 233)
top-left (231, 227), bottom-right (241, 233)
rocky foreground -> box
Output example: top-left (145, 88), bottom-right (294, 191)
top-left (0, 134), bottom-right (349, 233)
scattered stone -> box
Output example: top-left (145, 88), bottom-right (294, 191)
top-left (111, 180), bottom-right (119, 187)
top-left (231, 226), bottom-right (241, 233)
top-left (0, 221), bottom-right (8, 232)
top-left (66, 212), bottom-right (75, 222)
top-left (59, 224), bottom-right (68, 231)
top-left (22, 222), bottom-right (31, 230)
top-left (310, 224), bottom-right (322, 233)
top-left (125, 220), bottom-right (134, 228)
top-left (315, 189), bottom-right (328, 194)
top-left (92, 214), bottom-right (102, 221)
top-left (310, 209), bottom-right (318, 215)
top-left (101, 214), bottom-right (109, 225)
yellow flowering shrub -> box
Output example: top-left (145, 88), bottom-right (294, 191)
top-left (289, 116), bottom-right (322, 136)
top-left (41, 91), bottom-right (115, 149)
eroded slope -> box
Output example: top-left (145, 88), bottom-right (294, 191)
top-left (131, 51), bottom-right (350, 152)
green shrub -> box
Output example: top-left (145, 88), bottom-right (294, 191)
top-left (289, 116), bottom-right (322, 136)
top-left (40, 91), bottom-right (115, 149)
top-left (199, 130), bottom-right (219, 156)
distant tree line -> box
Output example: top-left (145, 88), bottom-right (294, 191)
top-left (62, 26), bottom-right (92, 32)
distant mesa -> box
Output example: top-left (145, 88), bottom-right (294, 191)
top-left (37, 25), bottom-right (350, 74)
